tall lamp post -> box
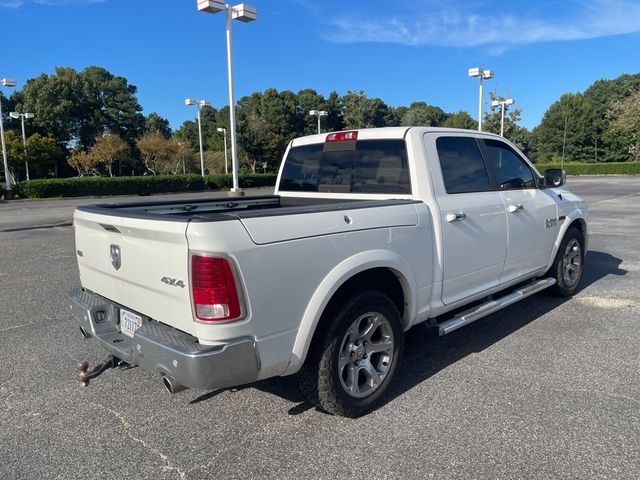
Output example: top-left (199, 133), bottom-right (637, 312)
top-left (9, 111), bottom-right (35, 180)
top-left (197, 1), bottom-right (257, 195)
top-left (185, 98), bottom-right (211, 177)
top-left (468, 67), bottom-right (493, 131)
top-left (217, 127), bottom-right (228, 174)
top-left (1, 77), bottom-right (17, 199)
top-left (491, 98), bottom-right (515, 137)
top-left (309, 110), bottom-right (328, 134)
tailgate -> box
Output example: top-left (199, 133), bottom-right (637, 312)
top-left (73, 209), bottom-right (196, 336)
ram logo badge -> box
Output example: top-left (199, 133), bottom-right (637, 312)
top-left (161, 276), bottom-right (185, 288)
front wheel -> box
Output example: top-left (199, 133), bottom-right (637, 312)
top-left (299, 291), bottom-right (404, 417)
top-left (548, 226), bottom-right (585, 297)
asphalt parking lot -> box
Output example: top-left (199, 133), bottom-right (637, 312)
top-left (1, 177), bottom-right (638, 479)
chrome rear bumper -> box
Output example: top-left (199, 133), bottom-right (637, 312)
top-left (68, 288), bottom-right (260, 391)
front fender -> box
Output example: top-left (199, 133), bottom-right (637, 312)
top-left (545, 203), bottom-right (588, 272)
top-left (283, 249), bottom-right (418, 376)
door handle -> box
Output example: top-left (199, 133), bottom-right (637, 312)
top-left (446, 212), bottom-right (466, 222)
top-left (508, 204), bottom-right (524, 213)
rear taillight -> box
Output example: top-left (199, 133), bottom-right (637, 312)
top-left (326, 131), bottom-right (358, 142)
top-left (191, 255), bottom-right (242, 322)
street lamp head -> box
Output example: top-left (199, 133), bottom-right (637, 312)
top-left (468, 67), bottom-right (482, 77)
top-left (231, 3), bottom-right (257, 22)
top-left (318, 110), bottom-right (328, 117)
top-left (199, 100), bottom-right (212, 107)
top-left (491, 100), bottom-right (500, 108)
top-left (309, 110), bottom-right (317, 115)
top-left (1, 78), bottom-right (17, 88)
top-left (185, 98), bottom-right (197, 106)
top-left (482, 69), bottom-right (494, 79)
top-left (25, 112), bottom-right (35, 119)
top-left (217, 127), bottom-right (226, 133)
top-left (197, 0), bottom-right (226, 14)
top-left (9, 112), bottom-right (20, 119)
top-left (505, 98), bottom-right (515, 106)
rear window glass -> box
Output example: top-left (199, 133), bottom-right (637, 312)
top-left (436, 137), bottom-right (491, 194)
top-left (279, 139), bottom-right (411, 194)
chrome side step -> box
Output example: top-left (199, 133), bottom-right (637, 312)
top-left (438, 278), bottom-right (556, 336)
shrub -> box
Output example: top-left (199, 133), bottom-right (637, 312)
top-left (240, 174), bottom-right (278, 188)
top-left (535, 162), bottom-right (640, 175)
top-left (13, 173), bottom-right (278, 199)
top-left (15, 175), bottom-right (206, 199)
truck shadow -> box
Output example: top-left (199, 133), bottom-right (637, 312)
top-left (191, 250), bottom-right (626, 415)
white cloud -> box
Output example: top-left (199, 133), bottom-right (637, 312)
top-left (324, 0), bottom-right (640, 51)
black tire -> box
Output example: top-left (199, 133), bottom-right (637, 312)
top-left (298, 291), bottom-right (404, 417)
top-left (548, 226), bottom-right (585, 297)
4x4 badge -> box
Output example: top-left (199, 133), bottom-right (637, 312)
top-left (161, 276), bottom-right (185, 288)
top-left (110, 244), bottom-right (121, 270)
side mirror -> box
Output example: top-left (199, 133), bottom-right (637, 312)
top-left (544, 168), bottom-right (566, 187)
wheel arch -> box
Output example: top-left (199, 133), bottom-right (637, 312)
top-left (283, 250), bottom-right (417, 375)
top-left (545, 212), bottom-right (588, 273)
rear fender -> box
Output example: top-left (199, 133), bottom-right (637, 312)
top-left (283, 250), bottom-right (417, 376)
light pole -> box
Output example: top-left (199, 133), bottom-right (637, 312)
top-left (1, 77), bottom-right (17, 199)
top-left (309, 110), bottom-right (328, 134)
top-left (198, 1), bottom-right (257, 195)
top-left (468, 67), bottom-right (493, 131)
top-left (185, 98), bottom-right (211, 177)
top-left (9, 111), bottom-right (35, 180)
top-left (217, 127), bottom-right (228, 174)
top-left (490, 98), bottom-right (514, 137)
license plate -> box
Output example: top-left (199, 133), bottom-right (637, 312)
top-left (119, 308), bottom-right (142, 338)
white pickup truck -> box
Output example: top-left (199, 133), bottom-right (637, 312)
top-left (69, 127), bottom-right (587, 417)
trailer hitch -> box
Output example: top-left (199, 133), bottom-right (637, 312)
top-left (77, 355), bottom-right (125, 386)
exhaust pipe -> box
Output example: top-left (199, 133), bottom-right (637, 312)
top-left (162, 375), bottom-right (188, 394)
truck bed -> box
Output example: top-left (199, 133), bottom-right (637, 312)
top-left (76, 194), bottom-right (419, 223)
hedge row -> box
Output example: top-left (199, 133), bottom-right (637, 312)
top-left (535, 162), bottom-right (640, 175)
top-left (14, 174), bottom-right (278, 199)
top-left (10, 162), bottom-right (639, 198)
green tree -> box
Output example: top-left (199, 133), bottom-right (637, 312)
top-left (7, 133), bottom-right (65, 179)
top-left (607, 91), bottom-right (640, 161)
top-left (296, 88), bottom-right (327, 135)
top-left (237, 88), bottom-right (301, 172)
top-left (401, 102), bottom-right (447, 127)
top-left (174, 120), bottom-right (199, 150)
top-left (12, 66), bottom-right (144, 150)
top-left (324, 91), bottom-right (345, 132)
top-left (26, 134), bottom-right (65, 177)
top-left (482, 94), bottom-right (532, 155)
top-left (144, 112), bottom-right (172, 139)
top-left (442, 111), bottom-right (477, 130)
top-left (530, 93), bottom-right (595, 163)
top-left (342, 90), bottom-right (390, 129)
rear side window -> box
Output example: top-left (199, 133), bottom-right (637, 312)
top-left (436, 137), bottom-right (491, 194)
top-left (481, 139), bottom-right (536, 189)
top-left (279, 139), bottom-right (411, 194)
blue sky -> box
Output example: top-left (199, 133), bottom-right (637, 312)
top-left (1, 0), bottom-right (639, 131)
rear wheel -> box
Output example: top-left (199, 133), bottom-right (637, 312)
top-left (299, 291), bottom-right (403, 417)
top-left (549, 227), bottom-right (585, 297)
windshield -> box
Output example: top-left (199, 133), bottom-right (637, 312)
top-left (279, 139), bottom-right (411, 194)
